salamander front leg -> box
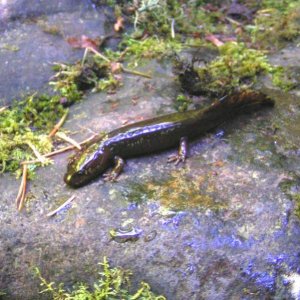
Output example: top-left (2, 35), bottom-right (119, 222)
top-left (167, 137), bottom-right (188, 165)
top-left (103, 156), bottom-right (125, 181)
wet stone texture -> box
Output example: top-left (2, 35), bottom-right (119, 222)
top-left (1, 3), bottom-right (300, 300)
top-left (0, 0), bottom-right (116, 104)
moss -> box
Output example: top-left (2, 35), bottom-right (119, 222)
top-left (270, 66), bottom-right (298, 91)
top-left (260, 0), bottom-right (299, 12)
top-left (0, 43), bottom-right (19, 51)
top-left (121, 36), bottom-right (182, 67)
top-left (179, 42), bottom-right (271, 96)
top-left (294, 194), bottom-right (300, 219)
top-left (278, 179), bottom-right (300, 219)
top-left (34, 257), bottom-right (166, 299)
top-left (179, 41), bottom-right (294, 96)
top-left (132, 0), bottom-right (186, 37)
top-left (36, 19), bottom-right (62, 36)
top-left (0, 94), bottom-right (64, 175)
top-left (249, 3), bottom-right (300, 50)
top-left (174, 94), bottom-right (192, 112)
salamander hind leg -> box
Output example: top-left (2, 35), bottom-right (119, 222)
top-left (103, 156), bottom-right (125, 181)
top-left (167, 137), bottom-right (188, 165)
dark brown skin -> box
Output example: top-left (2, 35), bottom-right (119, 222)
top-left (64, 90), bottom-right (274, 187)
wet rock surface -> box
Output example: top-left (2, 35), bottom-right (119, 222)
top-left (0, 0), bottom-right (114, 104)
top-left (1, 3), bottom-right (300, 300)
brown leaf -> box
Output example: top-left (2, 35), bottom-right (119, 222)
top-left (110, 62), bottom-right (122, 74)
top-left (114, 16), bottom-right (124, 32)
top-left (66, 35), bottom-right (101, 51)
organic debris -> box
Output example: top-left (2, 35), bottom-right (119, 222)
top-left (0, 94), bottom-right (63, 175)
top-left (66, 35), bottom-right (101, 51)
top-left (15, 164), bottom-right (28, 211)
top-left (48, 109), bottom-right (69, 137)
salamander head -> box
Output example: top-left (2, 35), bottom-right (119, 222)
top-left (64, 144), bottom-right (112, 188)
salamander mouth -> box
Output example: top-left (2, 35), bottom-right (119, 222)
top-left (64, 171), bottom-right (89, 188)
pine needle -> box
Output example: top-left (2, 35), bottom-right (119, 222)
top-left (48, 109), bottom-right (69, 137)
top-left (46, 195), bottom-right (75, 217)
top-left (16, 164), bottom-right (28, 211)
top-left (56, 132), bottom-right (82, 150)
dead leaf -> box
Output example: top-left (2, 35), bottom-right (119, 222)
top-left (110, 62), bottom-right (122, 74)
top-left (114, 16), bottom-right (124, 32)
top-left (66, 35), bottom-right (101, 51)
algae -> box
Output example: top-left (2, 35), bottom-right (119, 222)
top-left (123, 171), bottom-right (226, 211)
top-left (157, 171), bottom-right (226, 211)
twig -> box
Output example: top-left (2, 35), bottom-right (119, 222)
top-left (0, 106), bottom-right (8, 113)
top-left (56, 132), bottom-right (82, 150)
top-left (48, 109), bottom-right (69, 137)
top-left (121, 66), bottom-right (152, 79)
top-left (225, 16), bottom-right (243, 27)
top-left (118, 48), bottom-right (129, 61)
top-left (21, 134), bottom-right (97, 165)
top-left (46, 195), bottom-right (75, 217)
top-left (27, 141), bottom-right (48, 164)
top-left (16, 164), bottom-right (28, 211)
top-left (81, 47), bottom-right (89, 66)
top-left (171, 18), bottom-right (175, 39)
top-left (87, 47), bottom-right (111, 63)
top-left (87, 45), bottom-right (151, 79)
top-left (21, 146), bottom-right (73, 164)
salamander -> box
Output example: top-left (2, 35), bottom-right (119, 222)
top-left (64, 90), bottom-right (274, 187)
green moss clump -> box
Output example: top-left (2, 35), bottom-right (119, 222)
top-left (270, 66), bottom-right (298, 91)
top-left (180, 42), bottom-right (291, 96)
top-left (192, 42), bottom-right (272, 95)
top-left (34, 257), bottom-right (166, 300)
top-left (174, 94), bottom-right (192, 112)
top-left (0, 94), bottom-right (65, 174)
top-left (121, 36), bottom-right (181, 67)
top-left (50, 51), bottom-right (127, 100)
